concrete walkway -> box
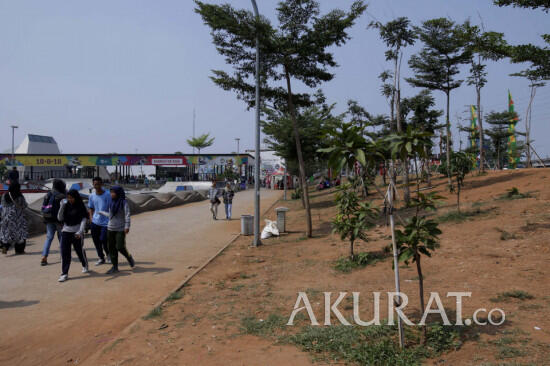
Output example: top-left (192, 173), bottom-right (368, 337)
top-left (0, 189), bottom-right (281, 366)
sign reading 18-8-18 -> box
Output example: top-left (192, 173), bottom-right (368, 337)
top-left (0, 154), bottom-right (251, 167)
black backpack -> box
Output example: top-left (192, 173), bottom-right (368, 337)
top-left (42, 192), bottom-right (62, 220)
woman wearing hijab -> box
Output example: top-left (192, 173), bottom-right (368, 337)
top-left (40, 179), bottom-right (67, 266)
top-left (57, 189), bottom-right (89, 282)
top-left (105, 186), bottom-right (134, 274)
top-left (0, 182), bottom-right (28, 254)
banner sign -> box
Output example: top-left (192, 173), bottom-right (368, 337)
top-left (151, 158), bottom-right (184, 165)
top-left (0, 154), bottom-right (250, 167)
top-left (507, 91), bottom-right (520, 168)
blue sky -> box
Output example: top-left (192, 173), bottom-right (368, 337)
top-left (0, 1), bottom-right (548, 156)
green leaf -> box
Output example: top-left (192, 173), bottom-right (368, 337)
top-left (355, 149), bottom-right (367, 166)
top-left (399, 249), bottom-right (414, 263)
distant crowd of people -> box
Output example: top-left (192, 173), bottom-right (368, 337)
top-left (0, 174), bottom-right (135, 282)
top-left (316, 176), bottom-right (340, 190)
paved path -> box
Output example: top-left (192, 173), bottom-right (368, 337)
top-left (0, 189), bottom-right (281, 366)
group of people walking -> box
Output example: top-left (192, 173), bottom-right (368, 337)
top-left (0, 176), bottom-right (135, 282)
top-left (208, 181), bottom-right (235, 220)
top-left (2, 177), bottom-right (238, 282)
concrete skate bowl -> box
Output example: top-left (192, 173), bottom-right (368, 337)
top-left (22, 190), bottom-right (207, 237)
top-left (126, 190), bottom-right (206, 215)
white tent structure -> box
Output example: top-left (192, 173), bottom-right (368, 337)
top-left (14, 134), bottom-right (65, 180)
top-left (14, 134), bottom-right (110, 181)
top-left (15, 134), bottom-right (61, 155)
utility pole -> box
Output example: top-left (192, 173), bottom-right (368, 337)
top-left (251, 0), bottom-right (261, 247)
top-left (235, 138), bottom-right (240, 155)
top-left (192, 108), bottom-right (196, 154)
top-left (10, 125), bottom-right (18, 166)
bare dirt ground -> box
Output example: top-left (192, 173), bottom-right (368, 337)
top-left (0, 189), bottom-right (281, 366)
top-left (88, 169), bottom-right (550, 366)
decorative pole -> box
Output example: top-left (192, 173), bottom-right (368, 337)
top-left (10, 125), bottom-right (18, 166)
top-left (251, 0), bottom-right (261, 247)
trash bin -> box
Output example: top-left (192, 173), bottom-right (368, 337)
top-left (275, 207), bottom-right (289, 233)
top-left (241, 215), bottom-right (254, 236)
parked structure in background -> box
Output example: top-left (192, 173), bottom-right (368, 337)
top-left (5, 134), bottom-right (110, 181)
top-left (1, 144), bottom-right (254, 184)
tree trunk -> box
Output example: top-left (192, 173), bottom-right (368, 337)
top-left (457, 185), bottom-right (460, 213)
top-left (445, 91), bottom-right (452, 188)
top-left (298, 175), bottom-right (305, 208)
top-left (415, 254), bottom-right (427, 344)
top-left (361, 173), bottom-right (369, 198)
top-left (284, 67), bottom-right (312, 238)
top-left (395, 53), bottom-right (410, 205)
top-left (414, 156), bottom-right (421, 199)
top-left (525, 85), bottom-right (536, 168)
top-left (350, 239), bottom-right (355, 260)
top-left (389, 160), bottom-right (405, 348)
top-left (439, 133), bottom-right (443, 162)
top-left (497, 144), bottom-right (501, 170)
top-left (424, 145), bottom-right (432, 186)
top-left (477, 86), bottom-right (485, 172)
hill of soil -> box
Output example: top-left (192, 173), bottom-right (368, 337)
top-left (87, 169), bottom-right (550, 366)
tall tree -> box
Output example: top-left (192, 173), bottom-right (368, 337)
top-left (407, 18), bottom-right (471, 188)
top-left (506, 32), bottom-right (550, 81)
top-left (401, 90), bottom-right (444, 185)
top-left (485, 111), bottom-right (518, 169)
top-left (464, 23), bottom-right (507, 172)
top-left (370, 17), bottom-right (417, 204)
top-left (196, 0), bottom-right (366, 238)
top-left (511, 71), bottom-right (546, 167)
top-left (346, 99), bottom-right (372, 132)
top-left (494, 0), bottom-right (550, 12)
top-left (379, 70), bottom-right (396, 132)
top-left (186, 133), bottom-right (215, 155)
top-left (262, 103), bottom-right (334, 201)
top-left (497, 0), bottom-right (549, 166)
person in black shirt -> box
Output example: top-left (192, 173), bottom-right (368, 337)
top-left (57, 189), bottom-right (89, 282)
top-left (7, 167), bottom-right (19, 184)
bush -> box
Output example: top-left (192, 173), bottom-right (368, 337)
top-left (333, 252), bottom-right (387, 273)
top-left (490, 290), bottom-right (534, 302)
top-left (291, 188), bottom-right (302, 200)
top-left (499, 187), bottom-right (532, 200)
top-left (143, 305), bottom-right (163, 320)
top-left (288, 322), bottom-right (466, 365)
top-left (241, 314), bottom-right (286, 337)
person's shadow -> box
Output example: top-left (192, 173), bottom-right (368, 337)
top-left (0, 300), bottom-right (40, 309)
top-left (103, 262), bottom-right (172, 281)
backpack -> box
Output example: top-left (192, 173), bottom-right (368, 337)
top-left (42, 192), bottom-right (61, 220)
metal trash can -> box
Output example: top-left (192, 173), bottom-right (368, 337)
top-left (241, 215), bottom-right (254, 236)
top-left (275, 207), bottom-right (289, 233)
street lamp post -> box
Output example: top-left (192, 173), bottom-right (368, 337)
top-left (235, 138), bottom-right (240, 155)
top-left (10, 125), bottom-right (18, 166)
top-left (251, 0), bottom-right (261, 247)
